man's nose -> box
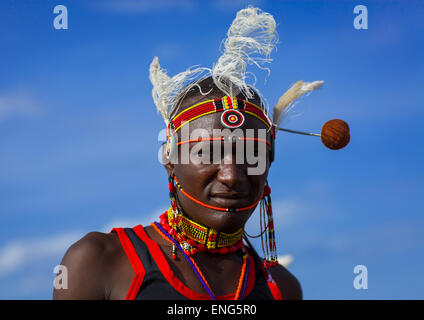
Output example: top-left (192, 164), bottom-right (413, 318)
top-left (216, 162), bottom-right (248, 189)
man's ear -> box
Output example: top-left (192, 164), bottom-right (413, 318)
top-left (161, 142), bottom-right (174, 177)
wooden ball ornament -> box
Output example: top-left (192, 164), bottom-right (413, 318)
top-left (320, 119), bottom-right (350, 150)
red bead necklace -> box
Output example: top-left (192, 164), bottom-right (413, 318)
top-left (158, 210), bottom-right (245, 258)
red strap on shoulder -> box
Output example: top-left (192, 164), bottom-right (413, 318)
top-left (111, 227), bottom-right (145, 300)
top-left (267, 279), bottom-right (283, 300)
top-left (132, 225), bottom-right (207, 300)
top-left (132, 224), bottom-right (256, 300)
top-left (260, 263), bottom-right (283, 300)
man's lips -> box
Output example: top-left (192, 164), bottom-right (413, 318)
top-left (210, 192), bottom-right (249, 199)
top-left (209, 192), bottom-right (250, 207)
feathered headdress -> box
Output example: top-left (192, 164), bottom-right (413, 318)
top-left (150, 6), bottom-right (350, 151)
top-left (149, 6), bottom-right (323, 129)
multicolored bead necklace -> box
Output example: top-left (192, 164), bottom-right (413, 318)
top-left (152, 221), bottom-right (250, 300)
top-left (159, 208), bottom-right (244, 257)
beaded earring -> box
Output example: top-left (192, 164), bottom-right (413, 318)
top-left (260, 182), bottom-right (278, 268)
top-left (246, 182), bottom-right (278, 268)
top-left (168, 175), bottom-right (179, 259)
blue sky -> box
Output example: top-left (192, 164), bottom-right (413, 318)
top-left (0, 0), bottom-right (423, 299)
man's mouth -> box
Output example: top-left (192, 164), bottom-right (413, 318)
top-left (209, 192), bottom-right (250, 207)
top-left (210, 192), bottom-right (248, 199)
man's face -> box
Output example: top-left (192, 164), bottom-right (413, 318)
top-left (167, 96), bottom-right (272, 233)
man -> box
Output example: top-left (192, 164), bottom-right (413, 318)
top-left (53, 76), bottom-right (302, 300)
top-left (53, 6), bottom-right (325, 300)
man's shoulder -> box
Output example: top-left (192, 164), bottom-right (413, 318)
top-left (53, 231), bottom-right (123, 299)
top-left (269, 263), bottom-right (303, 300)
top-left (65, 231), bottom-right (121, 263)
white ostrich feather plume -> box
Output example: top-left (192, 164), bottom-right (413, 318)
top-left (149, 57), bottom-right (209, 125)
top-left (149, 6), bottom-right (278, 125)
top-left (273, 80), bottom-right (324, 127)
top-left (211, 6), bottom-right (278, 99)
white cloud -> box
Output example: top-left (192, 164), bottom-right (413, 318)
top-left (278, 254), bottom-right (293, 268)
top-left (0, 230), bottom-right (84, 277)
top-left (0, 91), bottom-right (39, 122)
top-left (0, 208), bottom-right (166, 278)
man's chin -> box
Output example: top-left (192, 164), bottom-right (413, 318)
top-left (201, 206), bottom-right (253, 233)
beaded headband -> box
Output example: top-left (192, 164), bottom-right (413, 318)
top-left (168, 96), bottom-right (274, 136)
top-left (166, 96), bottom-right (276, 162)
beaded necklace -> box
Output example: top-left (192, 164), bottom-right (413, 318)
top-left (159, 209), bottom-right (244, 257)
top-left (152, 221), bottom-right (250, 300)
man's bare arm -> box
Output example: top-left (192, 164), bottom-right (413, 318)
top-left (53, 232), bottom-right (112, 300)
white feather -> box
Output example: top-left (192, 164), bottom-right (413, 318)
top-left (149, 6), bottom-right (279, 125)
top-left (273, 80), bottom-right (324, 126)
top-left (212, 6), bottom-right (278, 99)
top-left (149, 57), bottom-right (209, 125)
top-left (149, 57), bottom-right (171, 125)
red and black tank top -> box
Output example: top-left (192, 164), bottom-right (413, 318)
top-left (111, 225), bottom-right (283, 300)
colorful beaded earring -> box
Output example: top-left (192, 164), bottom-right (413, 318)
top-left (261, 182), bottom-right (278, 268)
top-left (245, 182), bottom-right (278, 268)
top-left (168, 175), bottom-right (179, 259)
